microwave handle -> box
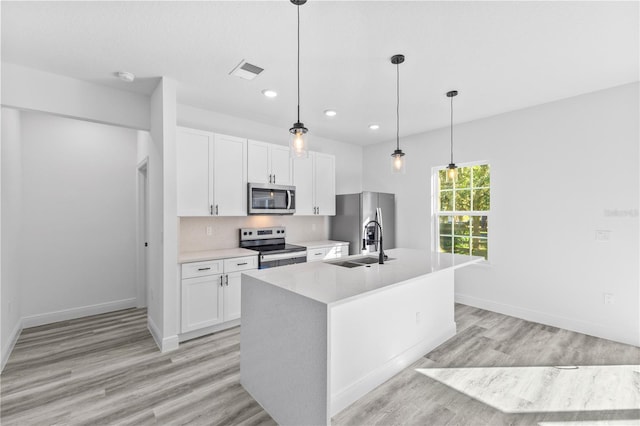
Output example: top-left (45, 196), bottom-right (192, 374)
top-left (287, 190), bottom-right (292, 210)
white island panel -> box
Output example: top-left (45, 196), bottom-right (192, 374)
top-left (329, 268), bottom-right (455, 415)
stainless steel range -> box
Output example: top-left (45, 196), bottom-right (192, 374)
top-left (239, 226), bottom-right (307, 269)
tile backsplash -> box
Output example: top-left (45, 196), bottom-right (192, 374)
top-left (180, 216), bottom-right (328, 253)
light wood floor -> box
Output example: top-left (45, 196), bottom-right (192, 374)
top-left (1, 305), bottom-right (638, 425)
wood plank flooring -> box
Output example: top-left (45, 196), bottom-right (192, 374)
top-left (1, 304), bottom-right (638, 425)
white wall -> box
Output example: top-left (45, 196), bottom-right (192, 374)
top-left (147, 78), bottom-right (179, 352)
top-left (1, 108), bottom-right (23, 370)
top-left (1, 62), bottom-right (150, 131)
top-left (177, 104), bottom-right (363, 195)
top-left (19, 112), bottom-right (139, 325)
top-left (362, 83), bottom-right (639, 346)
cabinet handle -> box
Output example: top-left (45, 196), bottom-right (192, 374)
top-left (220, 276), bottom-right (223, 287)
top-left (225, 275), bottom-right (229, 286)
top-left (314, 252), bottom-right (322, 256)
top-left (273, 175), bottom-right (276, 184)
top-left (237, 262), bottom-right (248, 266)
top-left (317, 206), bottom-right (320, 215)
top-left (215, 205), bottom-right (219, 215)
top-left (269, 174), bottom-right (272, 183)
top-left (210, 204), bottom-right (213, 215)
top-left (197, 267), bottom-right (211, 271)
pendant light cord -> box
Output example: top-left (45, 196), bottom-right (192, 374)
top-left (297, 4), bottom-right (301, 123)
top-left (396, 62), bottom-right (400, 150)
top-left (450, 94), bottom-right (454, 164)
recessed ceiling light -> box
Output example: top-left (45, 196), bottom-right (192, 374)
top-left (262, 89), bottom-right (278, 98)
top-left (116, 71), bottom-right (135, 83)
top-left (324, 109), bottom-right (337, 117)
top-left (369, 124), bottom-right (380, 130)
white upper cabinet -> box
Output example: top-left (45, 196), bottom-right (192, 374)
top-left (176, 127), bottom-right (247, 216)
top-left (176, 127), bottom-right (213, 216)
top-left (313, 152), bottom-right (336, 216)
top-left (293, 151), bottom-right (336, 216)
top-left (213, 134), bottom-right (247, 216)
top-left (292, 155), bottom-right (315, 215)
top-left (247, 140), bottom-right (292, 185)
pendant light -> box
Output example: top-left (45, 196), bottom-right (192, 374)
top-left (446, 90), bottom-right (458, 182)
top-left (390, 54), bottom-right (406, 174)
top-left (289, 0), bottom-right (309, 158)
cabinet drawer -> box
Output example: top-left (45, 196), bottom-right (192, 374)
top-left (182, 260), bottom-right (224, 279)
top-left (307, 247), bottom-right (328, 262)
top-left (224, 255), bottom-right (258, 273)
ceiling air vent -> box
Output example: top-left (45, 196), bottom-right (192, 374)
top-left (229, 60), bottom-right (264, 80)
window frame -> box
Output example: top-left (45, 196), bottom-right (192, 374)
top-left (431, 160), bottom-right (491, 261)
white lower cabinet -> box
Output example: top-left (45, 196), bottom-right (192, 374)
top-left (181, 255), bottom-right (257, 333)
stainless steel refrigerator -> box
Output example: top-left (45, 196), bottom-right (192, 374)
top-left (329, 192), bottom-right (396, 255)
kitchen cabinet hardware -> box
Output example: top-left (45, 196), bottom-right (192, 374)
top-left (198, 267), bottom-right (211, 271)
top-left (215, 204), bottom-right (219, 215)
top-left (210, 204), bottom-right (213, 215)
top-left (225, 275), bottom-right (229, 286)
top-left (220, 276), bottom-right (224, 287)
top-left (237, 262), bottom-right (248, 266)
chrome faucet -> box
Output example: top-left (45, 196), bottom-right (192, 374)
top-left (362, 220), bottom-right (385, 264)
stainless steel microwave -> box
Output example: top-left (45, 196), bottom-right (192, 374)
top-left (248, 183), bottom-right (296, 215)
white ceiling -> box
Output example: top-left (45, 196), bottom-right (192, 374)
top-left (2, 1), bottom-right (638, 146)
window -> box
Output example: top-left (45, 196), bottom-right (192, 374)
top-left (435, 163), bottom-right (490, 259)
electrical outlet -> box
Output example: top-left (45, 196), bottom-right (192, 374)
top-left (595, 230), bottom-right (611, 241)
top-left (603, 293), bottom-right (615, 305)
top-left (206, 226), bottom-right (213, 236)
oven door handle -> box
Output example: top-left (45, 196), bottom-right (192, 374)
top-left (261, 251), bottom-right (307, 262)
top-left (286, 190), bottom-right (292, 210)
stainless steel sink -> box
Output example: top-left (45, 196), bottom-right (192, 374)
top-left (325, 256), bottom-right (395, 268)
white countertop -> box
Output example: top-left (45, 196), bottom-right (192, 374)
top-left (244, 248), bottom-right (483, 306)
top-left (179, 247), bottom-right (258, 264)
top-left (292, 240), bottom-right (349, 249)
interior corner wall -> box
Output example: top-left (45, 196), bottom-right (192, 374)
top-left (177, 104), bottom-right (363, 196)
top-left (362, 83), bottom-right (640, 347)
top-left (148, 78), bottom-right (179, 351)
top-left (1, 62), bottom-right (151, 131)
top-left (19, 111), bottom-right (138, 326)
top-left (1, 107), bottom-right (23, 370)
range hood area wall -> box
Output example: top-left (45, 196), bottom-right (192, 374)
top-left (180, 216), bottom-right (327, 253)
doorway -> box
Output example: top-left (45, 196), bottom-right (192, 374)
top-left (137, 157), bottom-right (149, 308)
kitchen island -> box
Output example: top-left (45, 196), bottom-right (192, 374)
top-left (240, 248), bottom-right (483, 425)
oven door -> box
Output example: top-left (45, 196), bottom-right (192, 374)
top-left (259, 251), bottom-right (307, 269)
top-left (248, 183), bottom-right (296, 215)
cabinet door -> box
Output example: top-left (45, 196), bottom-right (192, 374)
top-left (224, 272), bottom-right (243, 322)
top-left (314, 153), bottom-right (336, 216)
top-left (292, 155), bottom-right (315, 215)
top-left (270, 145), bottom-right (292, 185)
top-left (213, 134), bottom-right (247, 216)
top-left (247, 140), bottom-right (270, 184)
top-left (181, 274), bottom-right (223, 333)
top-left (176, 127), bottom-right (213, 216)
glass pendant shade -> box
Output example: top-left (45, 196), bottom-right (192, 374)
top-left (391, 149), bottom-right (406, 174)
top-left (289, 122), bottom-right (308, 158)
top-left (446, 163), bottom-right (457, 182)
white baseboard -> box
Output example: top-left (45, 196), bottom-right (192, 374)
top-left (330, 323), bottom-right (456, 416)
top-left (455, 293), bottom-right (639, 347)
top-left (1, 317), bottom-right (23, 373)
top-left (21, 298), bottom-right (138, 329)
top-left (147, 316), bottom-right (179, 353)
